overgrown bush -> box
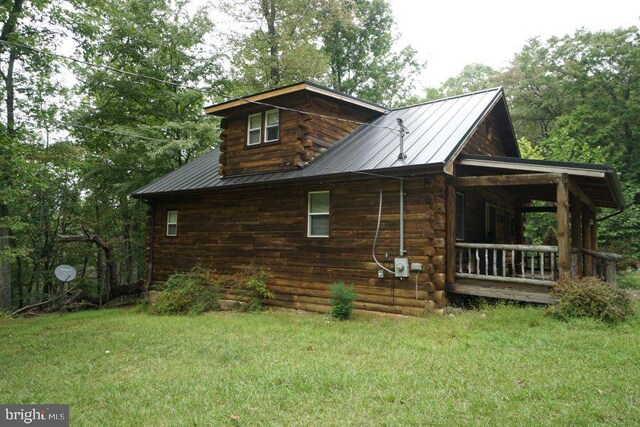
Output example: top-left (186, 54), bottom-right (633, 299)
top-left (328, 282), bottom-right (357, 320)
top-left (149, 265), bottom-right (273, 315)
top-left (149, 268), bottom-right (221, 315)
top-left (548, 276), bottom-right (635, 323)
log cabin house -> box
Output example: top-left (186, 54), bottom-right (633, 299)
top-left (133, 82), bottom-right (625, 316)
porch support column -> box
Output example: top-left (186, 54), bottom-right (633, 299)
top-left (582, 206), bottom-right (593, 275)
top-left (570, 193), bottom-right (583, 276)
top-left (590, 208), bottom-right (598, 250)
top-left (556, 177), bottom-right (571, 278)
top-left (446, 180), bottom-right (456, 285)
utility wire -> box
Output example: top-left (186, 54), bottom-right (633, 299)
top-left (0, 39), bottom-right (399, 134)
top-left (70, 122), bottom-right (180, 144)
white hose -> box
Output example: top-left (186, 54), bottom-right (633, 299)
top-left (373, 187), bottom-right (395, 275)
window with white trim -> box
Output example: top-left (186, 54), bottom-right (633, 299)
top-left (455, 192), bottom-right (465, 241)
top-left (308, 191), bottom-right (330, 237)
top-left (246, 109), bottom-right (280, 146)
top-left (265, 109), bottom-right (279, 142)
top-left (247, 113), bottom-right (262, 146)
top-left (166, 211), bottom-right (178, 236)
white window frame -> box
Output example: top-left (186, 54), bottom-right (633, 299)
top-left (455, 192), bottom-right (465, 241)
top-left (264, 109), bottom-right (280, 143)
top-left (247, 112), bottom-right (262, 146)
top-left (307, 191), bottom-right (330, 238)
top-left (166, 210), bottom-right (178, 236)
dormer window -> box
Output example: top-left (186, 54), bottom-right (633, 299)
top-left (265, 110), bottom-right (279, 142)
top-left (247, 109), bottom-right (279, 146)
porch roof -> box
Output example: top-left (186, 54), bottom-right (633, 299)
top-left (456, 154), bottom-right (625, 210)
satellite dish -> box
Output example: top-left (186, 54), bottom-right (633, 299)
top-left (55, 264), bottom-right (77, 282)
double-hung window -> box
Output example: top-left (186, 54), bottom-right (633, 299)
top-left (265, 110), bottom-right (279, 142)
top-left (166, 211), bottom-right (178, 236)
top-left (308, 191), bottom-right (330, 237)
top-left (247, 109), bottom-right (279, 146)
top-left (247, 113), bottom-right (262, 146)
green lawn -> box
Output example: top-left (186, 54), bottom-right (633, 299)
top-left (620, 268), bottom-right (640, 290)
top-left (1, 306), bottom-right (639, 426)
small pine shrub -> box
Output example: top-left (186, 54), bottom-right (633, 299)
top-left (328, 282), bottom-right (357, 320)
top-left (149, 267), bottom-right (221, 315)
top-left (548, 276), bottom-right (635, 323)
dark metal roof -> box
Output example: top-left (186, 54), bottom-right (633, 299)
top-left (133, 88), bottom-right (506, 198)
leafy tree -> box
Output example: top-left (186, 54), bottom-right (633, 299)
top-left (0, 0), bottom-right (73, 311)
top-left (69, 0), bottom-right (221, 294)
top-left (222, 0), bottom-right (422, 106)
top-left (425, 63), bottom-right (500, 100)
top-left (321, 0), bottom-right (422, 106)
top-left (222, 0), bottom-right (330, 93)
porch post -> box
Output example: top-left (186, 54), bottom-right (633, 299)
top-left (556, 177), bottom-right (571, 278)
top-left (570, 194), bottom-right (583, 276)
top-left (582, 206), bottom-right (593, 275)
top-left (446, 181), bottom-right (456, 285)
top-left (590, 208), bottom-right (598, 250)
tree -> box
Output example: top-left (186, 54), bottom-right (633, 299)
top-left (69, 0), bottom-right (221, 296)
top-left (424, 63), bottom-right (500, 100)
top-left (0, 0), bottom-right (68, 311)
top-left (321, 0), bottom-right (422, 106)
top-left (222, 0), bottom-right (423, 106)
top-left (223, 0), bottom-right (329, 93)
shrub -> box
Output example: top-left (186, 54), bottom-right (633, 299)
top-left (243, 276), bottom-right (274, 310)
top-left (328, 282), bottom-right (357, 320)
top-left (548, 276), bottom-right (635, 323)
top-left (148, 265), bottom-right (273, 315)
top-left (149, 268), bottom-right (221, 316)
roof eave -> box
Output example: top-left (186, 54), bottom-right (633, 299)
top-left (131, 162), bottom-right (445, 200)
top-left (204, 82), bottom-right (388, 116)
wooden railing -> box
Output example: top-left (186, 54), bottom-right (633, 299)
top-left (582, 248), bottom-right (622, 284)
top-left (455, 243), bottom-right (558, 286)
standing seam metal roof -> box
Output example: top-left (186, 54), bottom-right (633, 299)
top-left (132, 87), bottom-right (503, 197)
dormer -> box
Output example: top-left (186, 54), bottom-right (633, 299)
top-left (204, 82), bottom-right (387, 177)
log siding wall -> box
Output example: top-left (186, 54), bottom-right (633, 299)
top-left (148, 175), bottom-right (447, 315)
top-left (461, 101), bottom-right (517, 157)
top-left (218, 93), bottom-right (379, 177)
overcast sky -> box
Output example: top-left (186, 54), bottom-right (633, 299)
top-left (389, 0), bottom-right (640, 87)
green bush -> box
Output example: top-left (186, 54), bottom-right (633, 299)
top-left (548, 276), bottom-right (635, 323)
top-left (243, 276), bottom-right (275, 310)
top-left (328, 282), bottom-right (357, 320)
top-left (149, 266), bottom-right (273, 315)
top-left (149, 268), bottom-right (221, 316)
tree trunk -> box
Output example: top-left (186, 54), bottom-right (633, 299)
top-left (261, 0), bottom-right (280, 87)
top-left (16, 256), bottom-right (23, 308)
top-left (58, 228), bottom-right (119, 292)
top-left (0, 0), bottom-right (25, 313)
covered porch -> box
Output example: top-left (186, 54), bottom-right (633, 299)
top-left (445, 155), bottom-right (625, 303)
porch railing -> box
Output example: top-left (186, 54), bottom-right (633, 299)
top-left (582, 248), bottom-right (622, 284)
top-left (455, 243), bottom-right (558, 286)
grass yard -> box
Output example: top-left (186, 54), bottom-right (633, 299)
top-left (619, 268), bottom-right (640, 290)
top-left (1, 305), bottom-right (639, 426)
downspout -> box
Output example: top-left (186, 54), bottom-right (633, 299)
top-left (397, 118), bottom-right (409, 256)
top-left (399, 178), bottom-right (405, 256)
top-left (597, 209), bottom-right (623, 222)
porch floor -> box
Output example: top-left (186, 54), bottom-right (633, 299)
top-left (446, 278), bottom-right (557, 304)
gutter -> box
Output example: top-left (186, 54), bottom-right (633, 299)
top-left (597, 209), bottom-right (623, 222)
